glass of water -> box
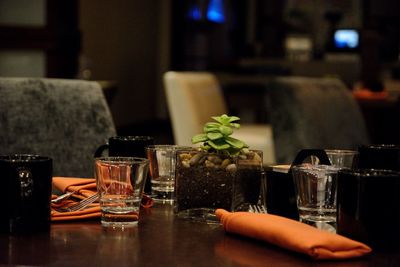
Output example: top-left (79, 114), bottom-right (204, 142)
top-left (95, 157), bottom-right (149, 228)
top-left (145, 145), bottom-right (191, 203)
top-left (291, 164), bottom-right (340, 232)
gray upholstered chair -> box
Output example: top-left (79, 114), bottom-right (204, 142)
top-left (0, 78), bottom-right (117, 177)
top-left (264, 76), bottom-right (370, 164)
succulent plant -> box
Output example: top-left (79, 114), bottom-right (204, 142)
top-left (191, 114), bottom-right (248, 155)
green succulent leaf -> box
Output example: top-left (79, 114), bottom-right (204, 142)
top-left (201, 144), bottom-right (211, 151)
top-left (230, 123), bottom-right (240, 129)
top-left (212, 114), bottom-right (231, 125)
top-left (191, 134), bottom-right (208, 144)
top-left (219, 125), bottom-right (233, 135)
top-left (225, 136), bottom-right (247, 149)
top-left (207, 132), bottom-right (223, 140)
top-left (203, 122), bottom-right (220, 133)
top-left (211, 116), bottom-right (223, 125)
top-left (228, 116), bottom-right (240, 123)
top-left (220, 115), bottom-right (231, 125)
top-left (208, 140), bottom-right (230, 150)
top-left (191, 114), bottom-right (248, 155)
top-left (204, 127), bottom-right (219, 133)
top-left (205, 122), bottom-right (220, 128)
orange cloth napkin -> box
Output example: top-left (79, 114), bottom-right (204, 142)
top-left (51, 177), bottom-right (100, 221)
top-left (215, 209), bottom-right (372, 260)
top-left (51, 177), bottom-right (153, 222)
top-left (353, 89), bottom-right (388, 100)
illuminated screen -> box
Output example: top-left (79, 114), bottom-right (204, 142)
top-left (334, 29), bottom-right (359, 49)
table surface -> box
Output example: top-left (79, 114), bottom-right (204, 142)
top-left (1, 204), bottom-right (399, 267)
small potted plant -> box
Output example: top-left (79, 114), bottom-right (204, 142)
top-left (174, 114), bottom-right (263, 222)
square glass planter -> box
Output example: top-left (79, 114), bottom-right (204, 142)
top-left (174, 149), bottom-right (263, 222)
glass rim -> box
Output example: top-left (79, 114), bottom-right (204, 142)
top-left (175, 148), bottom-right (263, 154)
top-left (95, 156), bottom-right (149, 164)
top-left (324, 149), bottom-right (359, 155)
top-left (359, 144), bottom-right (400, 150)
top-left (292, 163), bottom-right (341, 173)
top-left (0, 154), bottom-right (51, 163)
top-left (145, 145), bottom-right (193, 151)
top-left (339, 168), bottom-right (400, 177)
top-left (110, 136), bottom-right (154, 141)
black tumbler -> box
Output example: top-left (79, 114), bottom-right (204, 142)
top-left (0, 154), bottom-right (52, 234)
top-left (358, 144), bottom-right (400, 171)
top-left (337, 168), bottom-right (400, 251)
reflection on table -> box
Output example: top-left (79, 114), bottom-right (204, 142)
top-left (1, 204), bottom-right (399, 266)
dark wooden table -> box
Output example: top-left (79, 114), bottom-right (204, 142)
top-left (1, 204), bottom-right (399, 267)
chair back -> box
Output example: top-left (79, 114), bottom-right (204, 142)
top-left (164, 71), bottom-right (227, 145)
top-left (0, 78), bottom-right (117, 177)
top-left (265, 76), bottom-right (370, 163)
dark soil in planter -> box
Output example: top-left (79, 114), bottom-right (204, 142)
top-left (175, 151), bottom-right (262, 212)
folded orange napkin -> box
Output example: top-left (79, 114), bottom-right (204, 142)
top-left (51, 177), bottom-right (153, 222)
top-left (215, 209), bottom-right (372, 260)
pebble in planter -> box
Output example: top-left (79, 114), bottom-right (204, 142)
top-left (174, 115), bottom-right (264, 221)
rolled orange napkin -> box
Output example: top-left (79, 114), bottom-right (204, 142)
top-left (215, 209), bottom-right (372, 260)
top-left (51, 177), bottom-right (153, 222)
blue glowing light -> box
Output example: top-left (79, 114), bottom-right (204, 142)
top-left (334, 29), bottom-right (359, 49)
top-left (187, 4), bottom-right (202, 21)
top-left (207, 0), bottom-right (225, 23)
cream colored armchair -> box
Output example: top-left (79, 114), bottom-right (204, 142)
top-left (163, 71), bottom-right (276, 165)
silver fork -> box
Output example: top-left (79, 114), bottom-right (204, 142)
top-left (248, 204), bottom-right (268, 214)
top-left (51, 190), bottom-right (76, 203)
top-left (53, 192), bottom-right (99, 212)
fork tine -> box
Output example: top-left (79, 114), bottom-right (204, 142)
top-left (248, 204), bottom-right (267, 214)
top-left (258, 205), bottom-right (267, 214)
top-left (55, 192), bottom-right (99, 212)
top-left (260, 205), bottom-right (268, 214)
top-left (249, 204), bottom-right (258, 213)
top-left (51, 190), bottom-right (76, 203)
top-left (68, 193), bottom-right (99, 211)
top-left (249, 205), bottom-right (255, 213)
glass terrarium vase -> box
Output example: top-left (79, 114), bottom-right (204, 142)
top-left (174, 149), bottom-right (263, 222)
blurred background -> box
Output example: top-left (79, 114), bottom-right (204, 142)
top-left (1, 0), bottom-right (399, 144)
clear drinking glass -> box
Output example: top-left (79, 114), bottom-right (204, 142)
top-left (292, 164), bottom-right (340, 232)
top-left (310, 149), bottom-right (358, 169)
top-left (95, 157), bottom-right (149, 228)
top-left (324, 149), bottom-right (358, 168)
top-left (146, 145), bottom-right (192, 203)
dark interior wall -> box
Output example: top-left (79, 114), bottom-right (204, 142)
top-left (79, 0), bottom-right (160, 128)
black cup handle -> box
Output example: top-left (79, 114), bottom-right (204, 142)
top-left (289, 149), bottom-right (331, 173)
top-left (94, 144), bottom-right (109, 158)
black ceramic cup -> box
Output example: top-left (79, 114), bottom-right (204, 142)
top-left (0, 154), bottom-right (52, 234)
top-left (95, 136), bottom-right (154, 192)
top-left (337, 168), bottom-right (400, 250)
top-left (265, 149), bottom-right (331, 220)
top-left (358, 144), bottom-right (400, 171)
top-left (95, 136), bottom-right (154, 158)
